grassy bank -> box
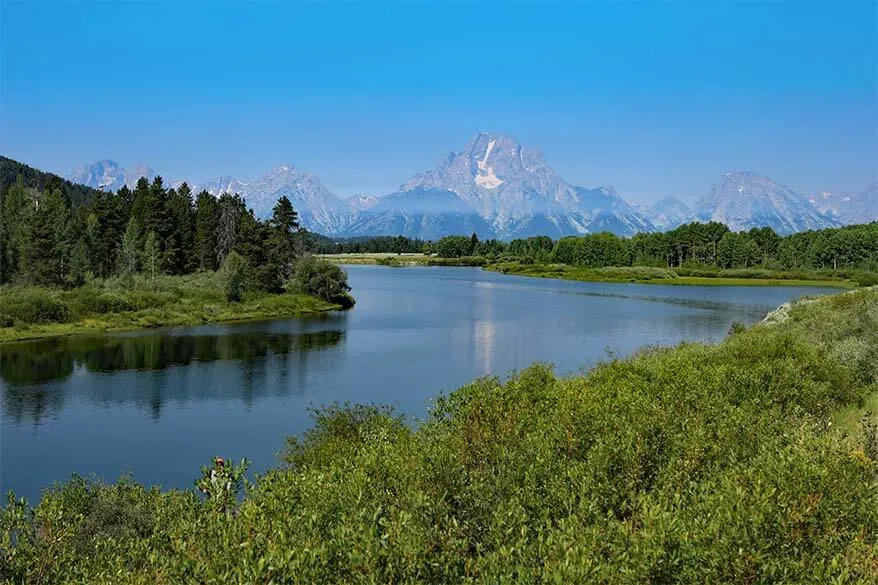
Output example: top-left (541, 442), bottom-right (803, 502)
top-left (321, 254), bottom-right (866, 287)
top-left (0, 272), bottom-right (341, 344)
top-left (2, 288), bottom-right (876, 582)
top-left (320, 253), bottom-right (487, 267)
top-left (488, 261), bottom-right (860, 288)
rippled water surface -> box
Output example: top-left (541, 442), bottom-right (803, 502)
top-left (1, 266), bottom-right (835, 502)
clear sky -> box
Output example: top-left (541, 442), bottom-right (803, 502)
top-left (1, 1), bottom-right (875, 203)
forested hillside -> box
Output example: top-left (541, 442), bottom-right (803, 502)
top-left (1, 171), bottom-right (304, 293)
top-left (0, 156), bottom-right (103, 208)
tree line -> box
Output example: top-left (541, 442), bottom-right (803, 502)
top-left (1, 175), bottom-right (304, 292)
top-left (324, 222), bottom-right (878, 273)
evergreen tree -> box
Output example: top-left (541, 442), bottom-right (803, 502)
top-left (216, 193), bottom-right (245, 265)
top-left (23, 189), bottom-right (71, 286)
top-left (265, 196), bottom-right (300, 290)
top-left (164, 183), bottom-right (195, 274)
top-left (195, 191), bottom-right (219, 270)
top-left (130, 177), bottom-right (154, 237)
top-left (0, 181), bottom-right (33, 283)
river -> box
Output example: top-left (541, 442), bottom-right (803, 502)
top-left (0, 266), bottom-right (836, 502)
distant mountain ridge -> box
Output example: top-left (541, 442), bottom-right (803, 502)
top-left (65, 134), bottom-right (872, 238)
top-left (69, 160), bottom-right (156, 191)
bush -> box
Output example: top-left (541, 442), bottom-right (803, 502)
top-left (68, 291), bottom-right (136, 315)
top-left (220, 251), bottom-right (248, 303)
top-left (288, 256), bottom-right (354, 308)
top-left (376, 256), bottom-right (402, 267)
top-left (0, 288), bottom-right (71, 324)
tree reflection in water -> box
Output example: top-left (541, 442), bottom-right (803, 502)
top-left (1, 328), bottom-right (345, 424)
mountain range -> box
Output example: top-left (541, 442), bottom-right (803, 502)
top-left (67, 133), bottom-right (875, 239)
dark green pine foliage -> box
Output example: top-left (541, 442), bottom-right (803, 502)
top-left (22, 189), bottom-right (72, 287)
top-left (195, 190), bottom-right (219, 271)
top-left (234, 209), bottom-right (271, 290)
top-left (163, 182), bottom-right (196, 274)
top-left (265, 196), bottom-right (301, 291)
top-left (216, 193), bottom-right (246, 266)
top-left (129, 177), bottom-right (154, 238)
top-left (85, 190), bottom-right (128, 278)
top-left (0, 181), bottom-right (33, 283)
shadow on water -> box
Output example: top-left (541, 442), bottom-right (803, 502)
top-left (1, 328), bottom-right (345, 424)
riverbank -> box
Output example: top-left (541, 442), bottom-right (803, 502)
top-left (487, 261), bottom-right (860, 287)
top-left (322, 255), bottom-right (864, 287)
top-left (0, 273), bottom-right (342, 344)
top-left (319, 253), bottom-right (487, 267)
top-left (2, 287), bottom-right (875, 582)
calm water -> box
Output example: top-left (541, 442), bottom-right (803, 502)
top-left (1, 266), bottom-right (835, 502)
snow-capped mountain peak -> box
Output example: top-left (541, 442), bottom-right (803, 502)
top-left (694, 171), bottom-right (837, 234)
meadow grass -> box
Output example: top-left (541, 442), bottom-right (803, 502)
top-left (1, 287), bottom-right (876, 583)
top-left (0, 273), bottom-right (339, 344)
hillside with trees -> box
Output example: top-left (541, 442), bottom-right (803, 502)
top-left (0, 159), bottom-right (353, 342)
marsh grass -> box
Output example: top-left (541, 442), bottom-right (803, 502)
top-left (1, 288), bottom-right (876, 583)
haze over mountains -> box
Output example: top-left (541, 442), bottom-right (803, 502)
top-left (68, 133), bottom-right (875, 239)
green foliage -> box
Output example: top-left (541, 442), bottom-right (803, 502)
top-left (433, 234), bottom-right (479, 258)
top-left (22, 189), bottom-right (73, 287)
top-left (0, 272), bottom-right (341, 343)
top-left (195, 457), bottom-right (250, 515)
top-left (2, 289), bottom-right (876, 582)
top-left (141, 231), bottom-right (161, 280)
top-left (288, 256), bottom-right (354, 308)
top-left (0, 288), bottom-right (72, 324)
top-left (375, 256), bottom-right (402, 266)
top-left (220, 250), bottom-right (248, 302)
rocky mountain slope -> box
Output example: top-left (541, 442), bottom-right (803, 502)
top-left (692, 171), bottom-right (838, 234)
top-left (67, 141), bottom-right (873, 239)
top-left (808, 183), bottom-right (878, 225)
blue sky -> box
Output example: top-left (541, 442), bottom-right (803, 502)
top-left (1, 1), bottom-right (875, 203)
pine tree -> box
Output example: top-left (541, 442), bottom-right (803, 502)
top-left (195, 191), bottom-right (219, 271)
top-left (0, 181), bottom-right (33, 283)
top-left (264, 196), bottom-right (300, 290)
top-left (130, 177), bottom-right (154, 236)
top-left (23, 189), bottom-right (72, 286)
top-left (174, 182), bottom-right (196, 273)
top-left (216, 193), bottom-right (244, 265)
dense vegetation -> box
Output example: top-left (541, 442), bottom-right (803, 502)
top-left (317, 222), bottom-right (878, 274)
top-left (0, 273), bottom-right (339, 344)
top-left (2, 288), bottom-right (876, 582)
top-left (0, 161), bottom-right (352, 340)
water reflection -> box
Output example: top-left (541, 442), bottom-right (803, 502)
top-left (1, 328), bottom-right (344, 424)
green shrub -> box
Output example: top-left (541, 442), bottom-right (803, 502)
top-left (69, 291), bottom-right (137, 315)
top-left (376, 256), bottom-right (402, 267)
top-left (220, 251), bottom-right (248, 303)
top-left (0, 288), bottom-right (71, 324)
top-left (288, 256), bottom-right (354, 308)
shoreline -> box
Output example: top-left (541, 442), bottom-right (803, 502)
top-left (0, 292), bottom-right (342, 345)
top-left (323, 255), bottom-right (857, 288)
